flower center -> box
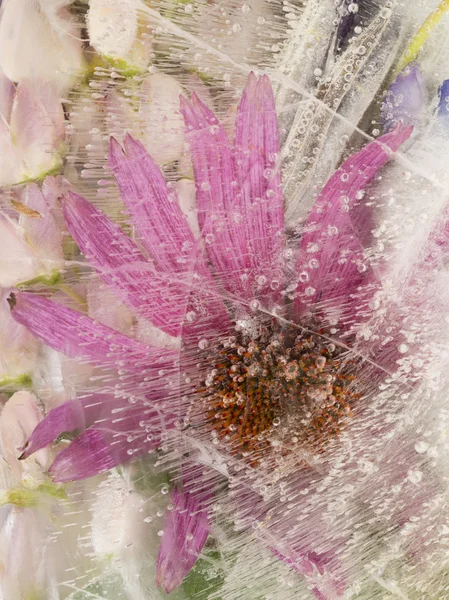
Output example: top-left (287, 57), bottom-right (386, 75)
top-left (199, 321), bottom-right (360, 464)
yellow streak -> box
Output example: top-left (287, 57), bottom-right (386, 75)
top-left (396, 0), bottom-right (449, 74)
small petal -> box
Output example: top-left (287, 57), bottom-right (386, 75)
top-left (9, 82), bottom-right (65, 180)
top-left (139, 73), bottom-right (185, 164)
top-left (0, 391), bottom-right (48, 477)
top-left (19, 183), bottom-right (63, 269)
top-left (180, 93), bottom-right (251, 297)
top-left (0, 214), bottom-right (40, 286)
top-left (234, 73), bottom-right (284, 273)
top-left (21, 393), bottom-right (176, 467)
top-left (381, 62), bottom-right (427, 132)
top-left (49, 426), bottom-right (159, 482)
top-left (437, 79), bottom-right (449, 123)
top-left (0, 288), bottom-right (39, 381)
top-left (156, 485), bottom-right (210, 593)
top-left (48, 429), bottom-right (118, 482)
top-left (19, 397), bottom-right (88, 460)
top-left (87, 0), bottom-right (152, 71)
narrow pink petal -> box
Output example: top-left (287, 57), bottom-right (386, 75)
top-left (109, 135), bottom-right (199, 274)
top-left (19, 397), bottom-right (95, 459)
top-left (234, 74), bottom-right (284, 280)
top-left (156, 485), bottom-right (210, 593)
top-left (108, 137), bottom-right (228, 328)
top-left (9, 291), bottom-right (168, 370)
top-left (49, 425), bottom-right (161, 482)
top-left (180, 94), bottom-right (251, 298)
top-left (23, 393), bottom-right (177, 476)
top-left (294, 123), bottom-right (413, 321)
top-left (64, 192), bottom-right (188, 337)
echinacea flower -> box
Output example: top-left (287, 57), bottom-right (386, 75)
top-left (11, 71), bottom-right (445, 599)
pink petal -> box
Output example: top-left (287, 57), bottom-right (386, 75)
top-left (9, 82), bottom-right (64, 178)
top-left (234, 73), bottom-right (284, 276)
top-left (64, 192), bottom-right (228, 338)
top-left (49, 429), bottom-right (124, 482)
top-left (0, 391), bottom-right (49, 477)
top-left (156, 485), bottom-right (210, 593)
top-left (9, 291), bottom-right (169, 371)
top-left (109, 135), bottom-right (200, 274)
top-left (181, 73), bottom-right (284, 302)
top-left (108, 136), bottom-right (228, 328)
top-left (49, 421), bottom-right (163, 482)
top-left (294, 123), bottom-right (413, 322)
top-left (19, 397), bottom-right (92, 459)
top-left (63, 192), bottom-right (183, 337)
top-left (22, 393), bottom-right (177, 475)
top-left (180, 93), bottom-right (251, 297)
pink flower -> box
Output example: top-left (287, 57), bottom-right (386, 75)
top-left (0, 71), bottom-right (66, 185)
top-left (10, 73), bottom-right (421, 596)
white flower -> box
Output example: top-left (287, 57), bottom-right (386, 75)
top-left (139, 72), bottom-right (185, 165)
top-left (0, 72), bottom-right (66, 186)
top-left (87, 0), bottom-right (153, 72)
top-left (91, 470), bottom-right (168, 600)
top-left (0, 391), bottom-right (60, 600)
top-left (0, 0), bottom-right (85, 92)
top-left (0, 180), bottom-right (64, 287)
top-left (0, 290), bottom-right (39, 390)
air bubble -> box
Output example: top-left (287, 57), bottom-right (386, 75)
top-left (414, 441), bottom-right (429, 454)
top-left (408, 470), bottom-right (423, 484)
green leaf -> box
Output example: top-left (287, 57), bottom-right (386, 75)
top-left (181, 550), bottom-right (226, 600)
top-left (65, 572), bottom-right (129, 600)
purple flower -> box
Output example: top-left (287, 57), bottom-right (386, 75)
top-left (10, 73), bottom-right (416, 595)
top-left (381, 62), bottom-right (427, 132)
top-left (437, 79), bottom-right (449, 123)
